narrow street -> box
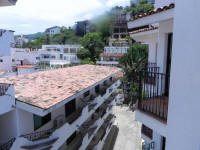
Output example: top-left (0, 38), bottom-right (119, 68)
top-left (112, 106), bottom-right (142, 150)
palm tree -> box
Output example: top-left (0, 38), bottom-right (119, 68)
top-left (119, 42), bottom-right (148, 105)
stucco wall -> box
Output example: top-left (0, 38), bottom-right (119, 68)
top-left (0, 110), bottom-right (18, 145)
top-left (166, 1), bottom-right (200, 150)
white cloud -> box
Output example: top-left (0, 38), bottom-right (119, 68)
top-left (0, 0), bottom-right (129, 34)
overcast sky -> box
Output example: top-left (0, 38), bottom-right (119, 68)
top-left (0, 0), bottom-right (130, 35)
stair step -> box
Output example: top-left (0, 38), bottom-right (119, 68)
top-left (102, 125), bottom-right (119, 150)
top-left (21, 137), bottom-right (58, 150)
top-left (38, 145), bottom-right (53, 150)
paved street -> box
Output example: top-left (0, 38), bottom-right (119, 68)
top-left (112, 106), bottom-right (142, 150)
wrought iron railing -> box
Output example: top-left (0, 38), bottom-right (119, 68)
top-left (21, 128), bottom-right (54, 141)
top-left (138, 71), bottom-right (169, 121)
top-left (0, 138), bottom-right (16, 150)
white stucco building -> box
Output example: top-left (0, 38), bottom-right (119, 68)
top-left (38, 44), bottom-right (82, 66)
top-left (96, 44), bottom-right (129, 66)
top-left (45, 26), bottom-right (61, 36)
top-left (0, 65), bottom-right (121, 150)
top-left (0, 29), bottom-right (15, 72)
top-left (15, 35), bottom-right (29, 47)
top-left (127, 0), bottom-right (200, 149)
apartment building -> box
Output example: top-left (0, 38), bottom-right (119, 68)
top-left (38, 44), bottom-right (82, 66)
top-left (15, 35), bottom-right (29, 47)
top-left (96, 43), bottom-right (129, 66)
top-left (75, 20), bottom-right (90, 37)
top-left (45, 26), bottom-right (61, 36)
top-left (97, 10), bottom-right (131, 66)
top-left (127, 0), bottom-right (200, 149)
top-left (0, 65), bottom-right (121, 150)
top-left (0, 29), bottom-right (15, 72)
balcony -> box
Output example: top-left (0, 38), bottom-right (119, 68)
top-left (66, 132), bottom-right (83, 150)
top-left (0, 138), bottom-right (15, 150)
top-left (0, 84), bottom-right (10, 96)
top-left (138, 71), bottom-right (169, 122)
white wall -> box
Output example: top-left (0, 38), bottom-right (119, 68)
top-left (132, 32), bottom-right (158, 63)
top-left (156, 19), bottom-right (173, 73)
top-left (0, 110), bottom-right (18, 145)
top-left (0, 30), bottom-right (14, 71)
top-left (166, 1), bottom-right (200, 150)
top-left (0, 85), bottom-right (15, 115)
top-left (0, 56), bottom-right (12, 71)
top-left (11, 48), bottom-right (39, 65)
top-left (17, 68), bottom-right (36, 75)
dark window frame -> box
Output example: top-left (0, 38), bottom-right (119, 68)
top-left (84, 91), bottom-right (90, 97)
top-left (33, 113), bottom-right (51, 130)
top-left (141, 124), bottom-right (153, 139)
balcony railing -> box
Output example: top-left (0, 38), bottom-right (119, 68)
top-left (138, 71), bottom-right (169, 121)
top-left (67, 132), bottom-right (83, 150)
top-left (0, 84), bottom-right (10, 96)
top-left (0, 138), bottom-right (16, 150)
top-left (21, 128), bottom-right (54, 141)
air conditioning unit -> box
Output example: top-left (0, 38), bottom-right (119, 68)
top-left (54, 115), bottom-right (65, 129)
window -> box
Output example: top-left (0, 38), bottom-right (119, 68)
top-left (33, 113), bottom-right (51, 130)
top-left (70, 48), bottom-right (76, 53)
top-left (84, 91), bottom-right (90, 97)
top-left (44, 55), bottom-right (50, 59)
top-left (64, 48), bottom-right (69, 53)
top-left (95, 85), bottom-right (100, 94)
top-left (141, 124), bottom-right (153, 139)
top-left (36, 57), bottom-right (40, 60)
top-left (65, 99), bottom-right (76, 117)
top-left (103, 80), bottom-right (107, 86)
top-left (0, 59), bottom-right (3, 62)
top-left (12, 59), bottom-right (15, 62)
top-left (51, 56), bottom-right (56, 59)
top-left (110, 77), bottom-right (113, 81)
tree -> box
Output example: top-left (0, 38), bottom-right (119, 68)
top-left (90, 12), bottom-right (115, 44)
top-left (79, 32), bottom-right (104, 62)
top-left (51, 29), bottom-right (80, 44)
top-left (126, 0), bottom-right (154, 17)
top-left (77, 48), bottom-right (91, 60)
top-left (136, 0), bottom-right (154, 15)
top-left (119, 42), bottom-right (148, 105)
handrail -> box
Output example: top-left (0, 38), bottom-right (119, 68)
top-left (138, 71), bottom-right (169, 121)
top-left (21, 128), bottom-right (54, 141)
top-left (0, 138), bottom-right (16, 150)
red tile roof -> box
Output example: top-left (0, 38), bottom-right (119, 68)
top-left (100, 53), bottom-right (124, 57)
top-left (129, 3), bottom-right (175, 21)
top-left (16, 65), bottom-right (34, 69)
top-left (129, 26), bottom-right (158, 35)
top-left (0, 65), bottom-right (121, 109)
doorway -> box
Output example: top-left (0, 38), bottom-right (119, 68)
top-left (165, 33), bottom-right (173, 96)
top-left (161, 136), bottom-right (166, 150)
top-left (65, 99), bottom-right (76, 117)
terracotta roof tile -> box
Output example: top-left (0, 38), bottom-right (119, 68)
top-left (129, 26), bottom-right (158, 34)
top-left (0, 65), bottom-right (121, 109)
top-left (129, 3), bottom-right (175, 21)
top-left (16, 65), bottom-right (34, 69)
top-left (100, 53), bottom-right (124, 57)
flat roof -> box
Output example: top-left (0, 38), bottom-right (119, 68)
top-left (0, 65), bottom-right (121, 109)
